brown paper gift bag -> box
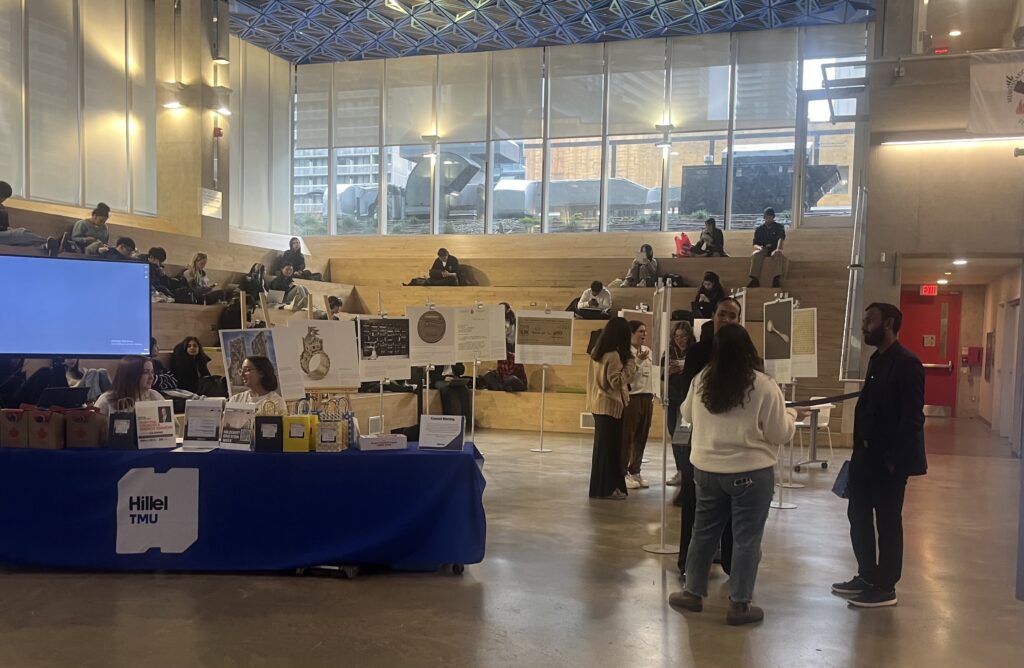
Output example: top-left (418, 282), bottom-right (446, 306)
top-left (0, 409), bottom-right (29, 448)
top-left (65, 407), bottom-right (108, 449)
top-left (27, 408), bottom-right (66, 450)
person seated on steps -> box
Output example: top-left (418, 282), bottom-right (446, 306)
top-left (427, 247), bottom-right (462, 286)
top-left (72, 203), bottom-right (111, 254)
top-left (269, 263), bottom-right (310, 309)
top-left (327, 296), bottom-right (344, 319)
top-left (429, 362), bottom-right (473, 424)
top-left (183, 252), bottom-right (229, 305)
top-left (693, 271), bottom-right (726, 319)
top-left (0, 180), bottom-right (67, 256)
top-left (747, 207), bottom-right (787, 288)
top-left (140, 247), bottom-right (183, 299)
top-left (622, 244), bottom-right (659, 287)
top-left (278, 236), bottom-right (322, 281)
top-left (98, 236), bottom-right (137, 261)
top-left (692, 217), bottom-right (727, 257)
top-left (575, 280), bottom-right (612, 316)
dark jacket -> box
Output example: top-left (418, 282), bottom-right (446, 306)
top-left (693, 227), bottom-right (725, 255)
top-left (280, 248), bottom-right (306, 274)
top-left (853, 341), bottom-right (927, 477)
top-left (693, 284), bottom-right (725, 319)
top-left (678, 321), bottom-right (715, 403)
top-left (269, 274), bottom-right (294, 292)
top-left (429, 363), bottom-right (466, 386)
top-left (169, 343), bottom-right (212, 394)
top-left (429, 255), bottom-right (460, 279)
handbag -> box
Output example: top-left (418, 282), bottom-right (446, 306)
top-left (832, 460), bottom-right (851, 498)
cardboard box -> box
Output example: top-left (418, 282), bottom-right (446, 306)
top-left (355, 433), bottom-right (408, 451)
top-left (0, 409), bottom-right (28, 448)
top-left (27, 409), bottom-right (65, 449)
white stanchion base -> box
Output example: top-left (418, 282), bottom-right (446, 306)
top-left (770, 501), bottom-right (797, 509)
top-left (530, 447), bottom-right (553, 453)
top-left (642, 543), bottom-right (680, 555)
top-left (778, 482), bottom-right (805, 489)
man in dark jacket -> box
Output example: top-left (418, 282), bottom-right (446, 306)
top-left (833, 302), bottom-right (926, 608)
top-left (427, 248), bottom-right (461, 286)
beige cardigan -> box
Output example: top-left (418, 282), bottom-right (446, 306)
top-left (587, 351), bottom-right (638, 419)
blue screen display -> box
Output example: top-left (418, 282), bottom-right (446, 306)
top-left (0, 255), bottom-right (151, 357)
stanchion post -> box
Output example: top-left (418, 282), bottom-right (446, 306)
top-left (378, 376), bottom-right (386, 435)
top-left (644, 283), bottom-right (678, 555)
top-left (530, 364), bottom-right (552, 453)
top-left (423, 365), bottom-right (430, 416)
top-left (471, 359), bottom-right (478, 444)
top-left (778, 381), bottom-right (805, 490)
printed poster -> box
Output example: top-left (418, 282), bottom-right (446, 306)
top-left (281, 319), bottom-right (360, 389)
top-left (135, 400), bottom-right (176, 449)
top-left (455, 305), bottom-right (506, 362)
top-left (791, 307), bottom-right (818, 379)
top-left (968, 52), bottom-right (1024, 133)
top-left (220, 328), bottom-right (304, 400)
top-left (407, 306), bottom-right (458, 366)
top-left (358, 317), bottom-right (412, 381)
top-left (220, 402), bottom-right (256, 451)
top-left (515, 310), bottom-right (574, 366)
top-left (763, 298), bottom-right (794, 384)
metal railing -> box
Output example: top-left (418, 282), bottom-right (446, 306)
top-left (839, 184), bottom-right (867, 383)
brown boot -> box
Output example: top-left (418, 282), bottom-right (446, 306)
top-left (668, 590), bottom-right (703, 612)
top-left (726, 600), bottom-right (764, 626)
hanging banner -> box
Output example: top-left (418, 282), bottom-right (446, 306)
top-left (763, 298), bottom-right (794, 384)
top-left (791, 307), bottom-right (819, 379)
top-left (455, 305), bottom-right (507, 362)
top-left (357, 317), bottom-right (412, 381)
top-left (407, 306), bottom-right (458, 366)
top-left (515, 310), bottom-right (574, 366)
top-left (968, 52), bottom-right (1024, 133)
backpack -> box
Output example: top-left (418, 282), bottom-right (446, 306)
top-left (663, 273), bottom-right (685, 288)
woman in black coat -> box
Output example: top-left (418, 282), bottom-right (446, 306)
top-left (169, 337), bottom-right (212, 394)
top-left (279, 237), bottom-right (321, 280)
top-left (693, 271), bottom-right (726, 319)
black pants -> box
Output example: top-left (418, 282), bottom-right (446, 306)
top-left (435, 381), bottom-right (472, 423)
top-left (676, 445), bottom-right (733, 575)
top-left (667, 398), bottom-right (684, 470)
top-left (847, 451), bottom-right (908, 592)
top-left (590, 414), bottom-right (626, 498)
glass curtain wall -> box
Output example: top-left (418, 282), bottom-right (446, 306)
top-left (0, 0), bottom-right (156, 213)
top-left (292, 24), bottom-right (866, 236)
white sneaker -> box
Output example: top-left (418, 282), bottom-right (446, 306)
top-left (667, 471), bottom-right (682, 486)
top-left (636, 474), bottom-right (650, 488)
top-left (625, 474), bottom-right (641, 490)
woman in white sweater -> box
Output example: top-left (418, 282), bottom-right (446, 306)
top-left (669, 324), bottom-right (802, 626)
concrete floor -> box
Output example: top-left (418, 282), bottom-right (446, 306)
top-left (0, 418), bottom-right (1021, 667)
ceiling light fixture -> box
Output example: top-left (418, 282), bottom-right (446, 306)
top-left (949, 30), bottom-right (962, 37)
top-left (936, 279), bottom-right (949, 285)
top-left (953, 259), bottom-right (968, 265)
top-left (944, 271), bottom-right (952, 275)
top-left (881, 135), bottom-right (1024, 146)
top-left (163, 99), bottom-right (183, 109)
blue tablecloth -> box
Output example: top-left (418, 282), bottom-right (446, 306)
top-left (0, 443), bottom-right (486, 572)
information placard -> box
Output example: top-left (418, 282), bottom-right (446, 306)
top-left (515, 310), bottom-right (574, 366)
top-left (182, 398), bottom-right (225, 449)
top-left (763, 299), bottom-right (794, 384)
top-left (455, 305), bottom-right (506, 362)
top-left (220, 402), bottom-right (257, 451)
top-left (135, 400), bottom-right (176, 449)
top-left (419, 415), bottom-right (465, 450)
top-left (357, 317), bottom-right (412, 381)
top-left (791, 307), bottom-right (818, 379)
top-left (407, 306), bottom-right (458, 366)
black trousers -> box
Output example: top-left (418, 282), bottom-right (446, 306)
top-left (676, 445), bottom-right (733, 575)
top-left (435, 381), bottom-right (472, 423)
top-left (590, 414), bottom-right (626, 498)
top-left (847, 451), bottom-right (908, 592)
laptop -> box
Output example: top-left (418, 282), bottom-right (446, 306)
top-left (266, 289), bottom-right (287, 305)
top-left (36, 386), bottom-right (90, 409)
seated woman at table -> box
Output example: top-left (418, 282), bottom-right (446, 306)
top-left (94, 356), bottom-right (164, 415)
top-left (229, 356), bottom-right (288, 414)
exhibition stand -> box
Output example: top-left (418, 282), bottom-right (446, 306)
top-left (0, 444), bottom-right (486, 572)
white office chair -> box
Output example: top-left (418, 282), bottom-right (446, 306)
top-left (795, 396), bottom-right (834, 461)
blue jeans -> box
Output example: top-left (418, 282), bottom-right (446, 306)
top-left (685, 466), bottom-right (774, 603)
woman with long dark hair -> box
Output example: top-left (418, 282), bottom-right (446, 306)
top-left (94, 356), bottom-right (163, 415)
top-left (169, 336), bottom-right (212, 394)
top-left (586, 317), bottom-right (637, 500)
top-left (669, 324), bottom-right (801, 626)
top-left (666, 321), bottom-right (696, 488)
top-left (693, 271), bottom-right (726, 319)
top-left (229, 356), bottom-right (287, 413)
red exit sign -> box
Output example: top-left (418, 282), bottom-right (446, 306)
top-left (920, 284), bottom-right (939, 296)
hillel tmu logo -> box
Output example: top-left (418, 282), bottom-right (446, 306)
top-left (116, 468), bottom-right (199, 555)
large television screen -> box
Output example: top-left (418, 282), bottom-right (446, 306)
top-left (0, 254), bottom-right (151, 357)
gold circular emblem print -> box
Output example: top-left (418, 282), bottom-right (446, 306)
top-left (417, 310), bottom-right (447, 344)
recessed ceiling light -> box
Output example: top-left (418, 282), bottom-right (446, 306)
top-left (944, 271), bottom-right (952, 275)
top-left (953, 259), bottom-right (968, 265)
top-left (937, 279), bottom-right (949, 285)
top-left (949, 30), bottom-right (962, 37)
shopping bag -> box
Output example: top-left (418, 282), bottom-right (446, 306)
top-left (65, 407), bottom-right (108, 448)
top-left (832, 460), bottom-right (851, 499)
top-left (27, 407), bottom-right (66, 449)
top-left (254, 415), bottom-right (284, 452)
top-left (0, 409), bottom-right (29, 448)
top-left (316, 398), bottom-right (352, 453)
top-left (106, 399), bottom-right (138, 450)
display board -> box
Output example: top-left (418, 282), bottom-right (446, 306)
top-left (357, 317), bottom-right (412, 381)
top-left (515, 310), bottom-right (574, 366)
top-left (220, 328), bottom-right (305, 400)
top-left (278, 319), bottom-right (360, 389)
top-left (407, 306), bottom-right (458, 366)
top-left (455, 305), bottom-right (507, 362)
top-left (763, 298), bottom-right (794, 384)
top-left (791, 307), bottom-right (819, 379)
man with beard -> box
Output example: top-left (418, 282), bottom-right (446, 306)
top-left (832, 303), bottom-right (926, 608)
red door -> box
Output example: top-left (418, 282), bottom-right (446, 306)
top-left (899, 290), bottom-right (962, 417)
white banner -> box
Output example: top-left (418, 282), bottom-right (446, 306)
top-left (968, 52), bottom-right (1024, 134)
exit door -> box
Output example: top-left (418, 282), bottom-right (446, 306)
top-left (900, 290), bottom-right (962, 417)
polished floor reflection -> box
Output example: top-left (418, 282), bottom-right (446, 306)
top-left (0, 419), bottom-right (1021, 667)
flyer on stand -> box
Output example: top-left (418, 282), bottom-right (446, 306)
top-left (407, 306), bottom-right (458, 366)
top-left (455, 305), bottom-right (506, 362)
top-left (763, 299), bottom-right (794, 384)
top-left (135, 399), bottom-right (177, 449)
top-left (357, 317), bottom-right (412, 381)
top-left (419, 414), bottom-right (466, 450)
top-left (515, 310), bottom-right (574, 366)
top-left (183, 398), bottom-right (225, 448)
top-left (791, 307), bottom-right (818, 379)
top-left (280, 319), bottom-right (360, 390)
top-left (220, 402), bottom-right (257, 451)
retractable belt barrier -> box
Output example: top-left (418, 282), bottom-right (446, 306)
top-left (785, 391), bottom-right (862, 408)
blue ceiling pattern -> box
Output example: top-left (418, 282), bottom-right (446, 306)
top-left (230, 0), bottom-right (875, 64)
